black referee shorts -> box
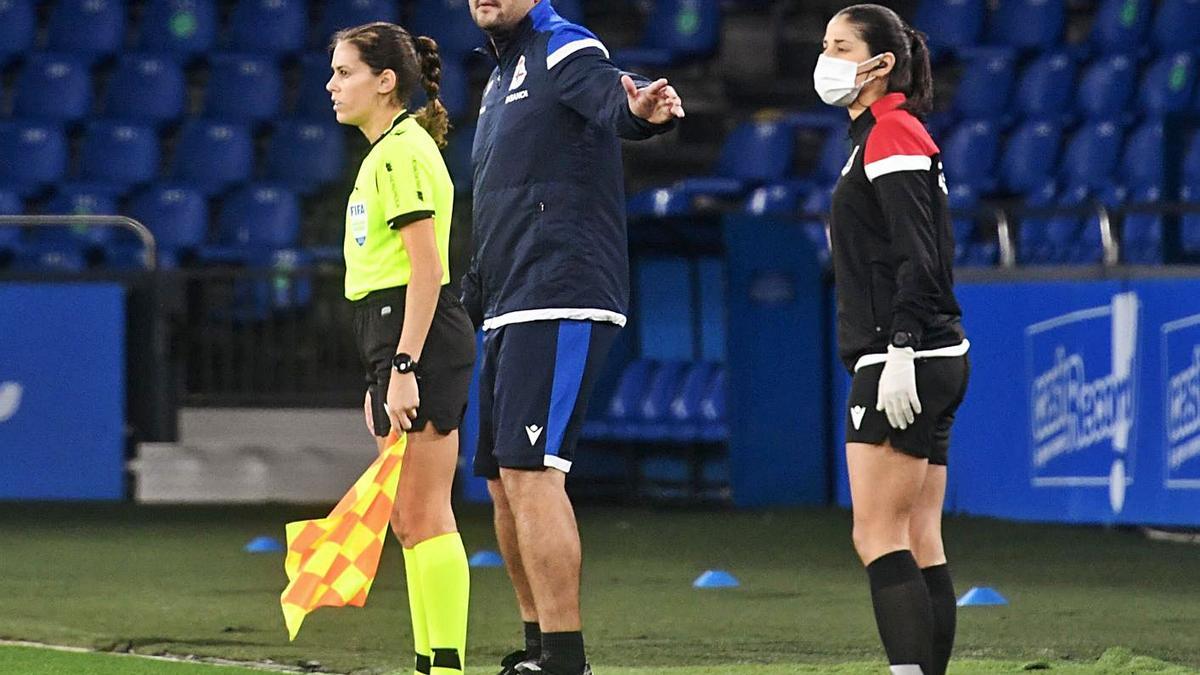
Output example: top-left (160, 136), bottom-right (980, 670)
top-left (845, 354), bottom-right (969, 465)
top-left (352, 286), bottom-right (476, 437)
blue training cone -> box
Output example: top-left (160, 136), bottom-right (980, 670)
top-left (693, 569), bottom-right (740, 588)
top-left (244, 535), bottom-right (284, 553)
top-left (469, 550), bottom-right (505, 568)
top-left (957, 586), bottom-right (1008, 607)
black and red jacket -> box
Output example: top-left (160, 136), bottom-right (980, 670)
top-left (830, 92), bottom-right (965, 372)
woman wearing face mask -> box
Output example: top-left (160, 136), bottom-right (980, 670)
top-left (816, 5), bottom-right (969, 675)
top-left (328, 22), bottom-right (476, 675)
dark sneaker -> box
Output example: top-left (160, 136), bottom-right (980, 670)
top-left (513, 661), bottom-right (592, 675)
top-left (497, 649), bottom-right (536, 675)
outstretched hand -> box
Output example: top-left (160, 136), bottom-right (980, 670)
top-left (623, 75), bottom-right (685, 124)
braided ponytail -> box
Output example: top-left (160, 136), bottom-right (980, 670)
top-left (413, 35), bottom-right (450, 149)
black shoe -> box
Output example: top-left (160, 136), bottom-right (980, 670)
top-left (513, 660), bottom-right (592, 675)
top-left (497, 649), bottom-right (537, 675)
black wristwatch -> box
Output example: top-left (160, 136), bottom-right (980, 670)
top-left (392, 353), bottom-right (419, 375)
top-left (890, 331), bottom-right (916, 349)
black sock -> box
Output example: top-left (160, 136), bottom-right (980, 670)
top-left (922, 564), bottom-right (956, 675)
top-left (540, 631), bottom-right (585, 674)
top-left (866, 550), bottom-right (933, 673)
top-left (523, 621), bottom-right (542, 660)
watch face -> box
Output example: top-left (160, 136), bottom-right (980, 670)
top-left (892, 332), bottom-right (911, 348)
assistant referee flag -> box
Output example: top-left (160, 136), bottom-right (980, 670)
top-left (280, 433), bottom-right (406, 640)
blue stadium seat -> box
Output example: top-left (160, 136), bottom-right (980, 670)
top-left (0, 0), bottom-right (35, 66)
top-left (127, 184), bottom-right (209, 261)
top-left (942, 119), bottom-right (999, 193)
top-left (712, 119), bottom-right (795, 187)
top-left (104, 54), bottom-right (186, 126)
top-left (626, 186), bottom-right (693, 218)
top-left (744, 182), bottom-right (810, 216)
top-left (614, 0), bottom-right (720, 67)
top-left (949, 183), bottom-right (980, 264)
top-left (554, 0), bottom-right (584, 23)
top-left (953, 47), bottom-right (1017, 120)
top-left (204, 54), bottom-right (283, 123)
top-left (0, 122), bottom-right (68, 198)
top-left (318, 0), bottom-right (399, 43)
top-left (13, 54), bottom-right (93, 123)
top-left (1120, 121), bottom-right (1163, 193)
top-left (12, 246), bottom-right (88, 272)
top-left (1077, 55), bottom-right (1137, 121)
top-left (444, 124), bottom-right (474, 194)
top-left (40, 185), bottom-right (121, 247)
top-left (582, 359), bottom-right (656, 440)
top-left (172, 120), bottom-right (254, 195)
top-left (296, 52), bottom-right (335, 121)
top-left (815, 130), bottom-right (850, 184)
top-left (624, 360), bottom-right (688, 440)
top-left (265, 121), bottom-right (345, 195)
top-left (999, 120), bottom-right (1062, 194)
top-left (1122, 186), bottom-right (1162, 264)
top-left (79, 122), bottom-right (160, 194)
top-left (1185, 132), bottom-right (1200, 186)
top-left (1139, 52), bottom-right (1196, 117)
top-left (137, 0), bottom-right (218, 60)
top-left (698, 366), bottom-right (728, 442)
top-left (229, 0), bottom-right (306, 56)
top-left (1090, 0), bottom-right (1153, 55)
top-left (664, 361), bottom-right (718, 442)
top-left (214, 184), bottom-right (301, 252)
top-left (1019, 184), bottom-right (1089, 265)
top-left (46, 0), bottom-right (125, 61)
top-left (437, 59), bottom-right (470, 121)
top-left (1151, 0), bottom-right (1200, 53)
top-left (1182, 183), bottom-right (1200, 254)
top-left (0, 190), bottom-right (23, 258)
top-left (913, 0), bottom-right (986, 54)
top-left (988, 0), bottom-right (1065, 51)
top-left (1014, 52), bottom-right (1076, 122)
top-left (410, 0), bottom-right (485, 61)
top-left (1060, 121), bottom-right (1124, 191)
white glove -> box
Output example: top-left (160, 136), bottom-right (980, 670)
top-left (876, 345), bottom-right (922, 430)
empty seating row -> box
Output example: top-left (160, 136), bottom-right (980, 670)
top-left (583, 360), bottom-right (728, 444)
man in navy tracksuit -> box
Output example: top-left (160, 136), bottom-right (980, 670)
top-left (461, 1), bottom-right (684, 673)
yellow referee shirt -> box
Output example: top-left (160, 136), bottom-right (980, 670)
top-left (343, 111), bottom-right (454, 301)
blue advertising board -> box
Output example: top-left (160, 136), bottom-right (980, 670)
top-left (0, 283), bottom-right (126, 499)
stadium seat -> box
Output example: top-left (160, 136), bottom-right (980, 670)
top-left (953, 47), bottom-right (1017, 120)
top-left (1139, 52), bottom-right (1196, 117)
top-left (40, 185), bottom-right (121, 247)
top-left (1060, 121), bottom-right (1125, 191)
top-left (1120, 121), bottom-right (1164, 193)
top-left (815, 130), bottom-right (851, 185)
top-left (1151, 0), bottom-right (1200, 53)
top-left (942, 119), bottom-right (999, 193)
top-left (0, 191), bottom-right (23, 259)
top-left (213, 184), bottom-right (301, 252)
top-left (0, 0), bottom-right (35, 66)
top-left (204, 54), bottom-right (283, 123)
top-left (12, 246), bottom-right (89, 272)
top-left (913, 0), bottom-right (986, 54)
top-left (265, 121), bottom-right (346, 195)
top-left (999, 121), bottom-right (1062, 195)
top-left (697, 366), bottom-right (728, 442)
top-left (437, 59), bottom-right (470, 122)
top-left (13, 54), bottom-right (93, 123)
top-left (410, 0), bottom-right (485, 61)
top-left (554, 0), bottom-right (583, 23)
top-left (444, 124), bottom-right (474, 194)
top-left (1185, 132), bottom-right (1200, 186)
top-left (1077, 55), bottom-right (1137, 121)
top-left (78, 121), bottom-right (161, 194)
top-left (172, 120), bottom-right (254, 195)
top-left (46, 0), bottom-right (125, 61)
top-left (582, 359), bottom-right (656, 440)
top-left (614, 0), bottom-right (721, 67)
top-left (626, 186), bottom-right (693, 218)
top-left (1090, 0), bottom-right (1153, 55)
top-left (663, 361), bottom-right (718, 442)
top-left (669, 119), bottom-right (796, 202)
top-left (1122, 186), bottom-right (1163, 264)
top-left (988, 0), bottom-right (1065, 51)
top-left (744, 182), bottom-right (810, 216)
top-left (1181, 183), bottom-right (1200, 253)
top-left (229, 0), bottom-right (306, 56)
top-left (296, 52), bottom-right (336, 121)
top-left (127, 184), bottom-right (209, 261)
top-left (1019, 183), bottom-right (1089, 265)
top-left (0, 122), bottom-right (68, 198)
top-left (623, 361), bottom-right (688, 440)
top-left (137, 0), bottom-right (218, 60)
top-left (317, 0), bottom-right (399, 43)
top-left (104, 54), bottom-right (187, 126)
top-left (1013, 52), bottom-right (1076, 123)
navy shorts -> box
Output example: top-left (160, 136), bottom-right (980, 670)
top-left (473, 320), bottom-right (620, 477)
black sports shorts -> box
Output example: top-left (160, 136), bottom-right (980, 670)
top-left (845, 353), bottom-right (969, 466)
top-left (352, 285), bottom-right (476, 437)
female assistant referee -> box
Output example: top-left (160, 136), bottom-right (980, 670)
top-left (816, 5), bottom-right (970, 675)
top-left (328, 23), bottom-right (475, 675)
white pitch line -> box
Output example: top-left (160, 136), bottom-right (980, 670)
top-left (0, 639), bottom-right (314, 673)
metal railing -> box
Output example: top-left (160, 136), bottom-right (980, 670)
top-left (0, 215), bottom-right (158, 270)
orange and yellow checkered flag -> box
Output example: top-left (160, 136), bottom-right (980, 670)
top-left (280, 433), bottom-right (406, 640)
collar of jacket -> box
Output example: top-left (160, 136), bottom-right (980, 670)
top-left (849, 91), bottom-right (906, 138)
top-left (485, 10), bottom-right (537, 66)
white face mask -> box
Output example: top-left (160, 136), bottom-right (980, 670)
top-left (813, 53), bottom-right (886, 107)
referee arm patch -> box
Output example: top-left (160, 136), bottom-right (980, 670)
top-left (388, 210), bottom-right (435, 230)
